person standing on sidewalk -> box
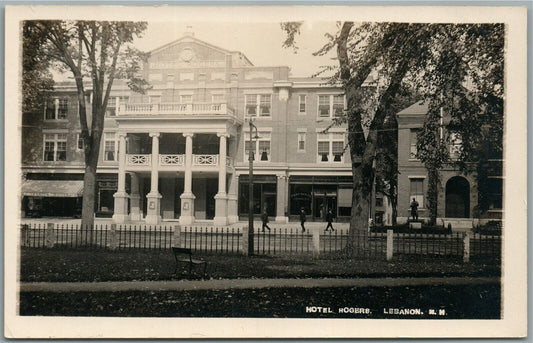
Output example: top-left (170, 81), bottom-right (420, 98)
top-left (325, 210), bottom-right (335, 232)
top-left (261, 210), bottom-right (271, 232)
top-left (300, 207), bottom-right (307, 232)
top-left (410, 197), bottom-right (419, 221)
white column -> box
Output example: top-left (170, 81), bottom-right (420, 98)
top-left (145, 132), bottom-right (161, 224)
top-left (180, 132), bottom-right (196, 224)
top-left (129, 172), bottom-right (141, 221)
top-left (214, 133), bottom-right (229, 225)
top-left (275, 174), bottom-right (289, 223)
top-left (113, 132), bottom-right (129, 223)
top-left (227, 173), bottom-right (239, 224)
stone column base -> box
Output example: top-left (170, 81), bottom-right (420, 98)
top-left (227, 195), bottom-right (238, 224)
top-left (145, 192), bottom-right (162, 225)
top-left (179, 192), bottom-right (196, 225)
top-left (214, 193), bottom-right (228, 226)
top-left (129, 194), bottom-right (141, 221)
top-left (113, 191), bottom-right (129, 223)
top-left (274, 216), bottom-right (289, 224)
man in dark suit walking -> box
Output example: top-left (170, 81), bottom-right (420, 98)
top-left (325, 209), bottom-right (335, 232)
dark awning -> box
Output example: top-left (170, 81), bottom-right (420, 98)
top-left (22, 180), bottom-right (84, 198)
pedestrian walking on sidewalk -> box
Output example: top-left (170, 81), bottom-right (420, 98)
top-left (261, 210), bottom-right (271, 232)
top-left (300, 207), bottom-right (307, 232)
top-left (325, 210), bottom-right (335, 231)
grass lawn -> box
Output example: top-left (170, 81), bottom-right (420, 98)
top-left (20, 247), bottom-right (500, 282)
top-left (19, 284), bottom-right (501, 318)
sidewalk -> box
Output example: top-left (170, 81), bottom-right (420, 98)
top-left (19, 276), bottom-right (500, 293)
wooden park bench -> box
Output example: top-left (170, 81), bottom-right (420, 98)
top-left (172, 247), bottom-right (207, 277)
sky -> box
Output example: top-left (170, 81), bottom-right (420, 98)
top-left (136, 21), bottom-right (340, 78)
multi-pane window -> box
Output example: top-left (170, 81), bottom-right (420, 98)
top-left (58, 99), bottom-right (68, 119)
top-left (44, 98), bottom-right (68, 120)
top-left (245, 94), bottom-right (271, 118)
top-left (410, 178), bottom-right (425, 208)
top-left (166, 74), bottom-right (175, 89)
top-left (212, 93), bottom-right (225, 103)
top-left (299, 94), bottom-right (306, 114)
top-left (106, 96), bottom-right (129, 117)
top-left (76, 134), bottom-right (84, 151)
top-left (317, 133), bottom-right (345, 163)
top-left (43, 133), bottom-right (67, 161)
top-left (318, 94), bottom-right (345, 118)
top-left (180, 94), bottom-right (193, 103)
top-left (103, 132), bottom-right (118, 162)
top-left (149, 95), bottom-right (161, 104)
top-left (297, 133), bottom-right (306, 152)
top-left (449, 132), bottom-right (462, 159)
top-left (45, 100), bottom-right (55, 120)
top-left (244, 131), bottom-right (271, 161)
top-left (410, 129), bottom-right (419, 159)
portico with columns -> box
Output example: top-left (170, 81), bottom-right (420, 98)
top-left (112, 111), bottom-right (242, 225)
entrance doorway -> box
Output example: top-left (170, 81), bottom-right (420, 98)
top-left (313, 188), bottom-right (337, 220)
top-left (445, 176), bottom-right (470, 218)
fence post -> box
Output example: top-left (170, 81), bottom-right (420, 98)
top-left (240, 227), bottom-right (249, 255)
top-left (172, 225), bottom-right (181, 247)
top-left (386, 229), bottom-right (394, 261)
top-left (45, 223), bottom-right (56, 248)
top-left (311, 229), bottom-right (320, 257)
top-left (21, 224), bottom-right (29, 247)
top-left (109, 224), bottom-right (118, 250)
top-left (463, 232), bottom-right (471, 263)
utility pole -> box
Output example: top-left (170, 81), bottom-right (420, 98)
top-left (248, 119), bottom-right (258, 256)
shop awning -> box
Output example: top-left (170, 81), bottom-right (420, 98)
top-left (22, 180), bottom-right (84, 198)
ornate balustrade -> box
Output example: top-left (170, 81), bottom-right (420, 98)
top-left (119, 102), bottom-right (234, 116)
top-left (193, 154), bottom-right (219, 166)
top-left (159, 154), bottom-right (185, 166)
top-left (126, 154), bottom-right (151, 166)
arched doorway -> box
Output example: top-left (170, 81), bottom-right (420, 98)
top-left (445, 176), bottom-right (470, 218)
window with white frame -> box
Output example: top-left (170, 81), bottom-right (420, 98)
top-left (43, 133), bottom-right (67, 161)
top-left (299, 94), bottom-right (306, 114)
top-left (449, 132), bottom-right (462, 159)
top-left (317, 132), bottom-right (345, 163)
top-left (58, 99), bottom-right (68, 119)
top-left (44, 98), bottom-right (68, 120)
top-left (318, 94), bottom-right (345, 118)
top-left (180, 94), bottom-right (193, 103)
top-left (105, 96), bottom-right (129, 117)
top-left (103, 132), bottom-right (118, 161)
top-left (76, 133), bottom-right (84, 151)
top-left (410, 129), bottom-right (419, 159)
top-left (297, 132), bottom-right (306, 152)
top-left (149, 95), bottom-right (161, 104)
top-left (245, 94), bottom-right (271, 118)
top-left (166, 74), bottom-right (175, 89)
top-left (409, 178), bottom-right (424, 208)
top-left (212, 93), bottom-right (225, 103)
top-left (244, 131), bottom-right (271, 161)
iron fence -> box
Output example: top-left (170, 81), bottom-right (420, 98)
top-left (19, 223), bottom-right (502, 262)
top-left (393, 232), bottom-right (464, 258)
top-left (254, 228), bottom-right (312, 255)
top-left (182, 226), bottom-right (241, 255)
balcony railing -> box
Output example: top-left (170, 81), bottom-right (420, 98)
top-left (193, 154), bottom-right (219, 166)
top-left (126, 154), bottom-right (230, 168)
top-left (159, 154), bottom-right (185, 166)
top-left (118, 102), bottom-right (235, 116)
top-left (126, 154), bottom-right (151, 166)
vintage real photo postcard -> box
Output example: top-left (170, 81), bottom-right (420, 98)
top-left (4, 4), bottom-right (528, 339)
